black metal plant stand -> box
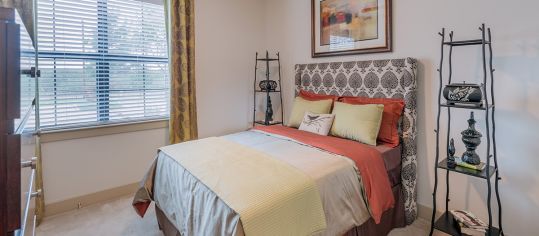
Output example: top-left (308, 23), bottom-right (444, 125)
top-left (253, 51), bottom-right (284, 126)
top-left (429, 24), bottom-right (503, 236)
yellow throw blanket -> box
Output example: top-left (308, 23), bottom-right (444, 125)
top-left (159, 137), bottom-right (327, 236)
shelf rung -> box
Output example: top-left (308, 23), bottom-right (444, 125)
top-left (437, 158), bottom-right (497, 179)
top-left (254, 121), bottom-right (282, 126)
top-left (440, 103), bottom-right (493, 110)
top-left (444, 39), bottom-right (490, 46)
top-left (434, 212), bottom-right (500, 236)
top-left (255, 90), bottom-right (281, 93)
top-left (257, 58), bottom-right (278, 61)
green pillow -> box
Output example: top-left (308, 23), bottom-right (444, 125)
top-left (288, 97), bottom-right (333, 128)
top-left (330, 102), bottom-right (384, 146)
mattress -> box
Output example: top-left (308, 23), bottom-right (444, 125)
top-left (375, 144), bottom-right (402, 187)
top-left (134, 129), bottom-right (402, 236)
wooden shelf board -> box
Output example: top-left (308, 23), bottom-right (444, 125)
top-left (438, 158), bottom-right (497, 179)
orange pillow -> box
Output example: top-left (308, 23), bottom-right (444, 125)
top-left (299, 90), bottom-right (338, 102)
top-left (341, 97), bottom-right (405, 147)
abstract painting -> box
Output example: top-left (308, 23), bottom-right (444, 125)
top-left (312, 0), bottom-right (392, 57)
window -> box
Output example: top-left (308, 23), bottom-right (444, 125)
top-left (22, 0), bottom-right (170, 130)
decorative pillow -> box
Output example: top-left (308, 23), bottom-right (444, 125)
top-left (288, 97), bottom-right (333, 128)
top-left (341, 97), bottom-right (405, 147)
top-left (330, 102), bottom-right (384, 146)
top-left (299, 90), bottom-right (338, 102)
top-left (298, 112), bottom-right (335, 136)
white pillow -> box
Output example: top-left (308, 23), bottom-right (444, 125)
top-left (298, 112), bottom-right (335, 136)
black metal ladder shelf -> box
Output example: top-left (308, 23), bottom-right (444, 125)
top-left (429, 24), bottom-right (503, 236)
top-left (252, 51), bottom-right (284, 126)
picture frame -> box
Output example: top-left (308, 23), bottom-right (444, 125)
top-left (311, 0), bottom-right (392, 57)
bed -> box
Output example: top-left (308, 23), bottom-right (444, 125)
top-left (133, 58), bottom-right (418, 236)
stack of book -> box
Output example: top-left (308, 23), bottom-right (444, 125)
top-left (454, 157), bottom-right (486, 171)
top-left (450, 210), bottom-right (488, 236)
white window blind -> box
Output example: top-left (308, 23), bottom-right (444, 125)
top-left (29, 0), bottom-right (169, 130)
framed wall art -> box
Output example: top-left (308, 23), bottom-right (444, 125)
top-left (311, 0), bottom-right (392, 57)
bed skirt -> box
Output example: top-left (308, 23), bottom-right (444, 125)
top-left (154, 183), bottom-right (405, 236)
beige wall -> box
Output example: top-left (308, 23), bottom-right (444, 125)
top-left (195, 0), bottom-right (266, 137)
top-left (264, 0), bottom-right (539, 235)
top-left (21, 0), bottom-right (266, 208)
top-left (20, 1), bottom-right (539, 235)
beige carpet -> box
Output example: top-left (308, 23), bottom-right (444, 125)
top-left (36, 195), bottom-right (446, 236)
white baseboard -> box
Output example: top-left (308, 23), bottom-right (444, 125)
top-left (42, 183), bottom-right (139, 217)
top-left (418, 203), bottom-right (432, 220)
top-left (417, 203), bottom-right (445, 220)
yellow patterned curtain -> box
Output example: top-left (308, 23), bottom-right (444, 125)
top-left (165, 0), bottom-right (198, 144)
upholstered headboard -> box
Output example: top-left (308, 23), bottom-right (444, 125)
top-left (294, 58), bottom-right (418, 224)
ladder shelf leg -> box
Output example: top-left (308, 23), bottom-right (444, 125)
top-left (488, 27), bottom-right (503, 236)
top-left (480, 23), bottom-right (494, 236)
top-left (430, 28), bottom-right (445, 236)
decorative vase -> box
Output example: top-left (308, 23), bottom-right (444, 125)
top-left (447, 138), bottom-right (457, 169)
top-left (461, 112), bottom-right (482, 165)
top-left (443, 83), bottom-right (483, 104)
top-left (259, 80), bottom-right (278, 92)
top-left (264, 96), bottom-right (274, 124)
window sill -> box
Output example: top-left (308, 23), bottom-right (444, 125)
top-left (38, 119), bottom-right (169, 143)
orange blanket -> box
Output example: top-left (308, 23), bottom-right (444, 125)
top-left (254, 125), bottom-right (395, 224)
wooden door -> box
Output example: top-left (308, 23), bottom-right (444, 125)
top-left (0, 7), bottom-right (21, 236)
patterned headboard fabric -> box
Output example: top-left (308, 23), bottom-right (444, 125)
top-left (294, 58), bottom-right (418, 224)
